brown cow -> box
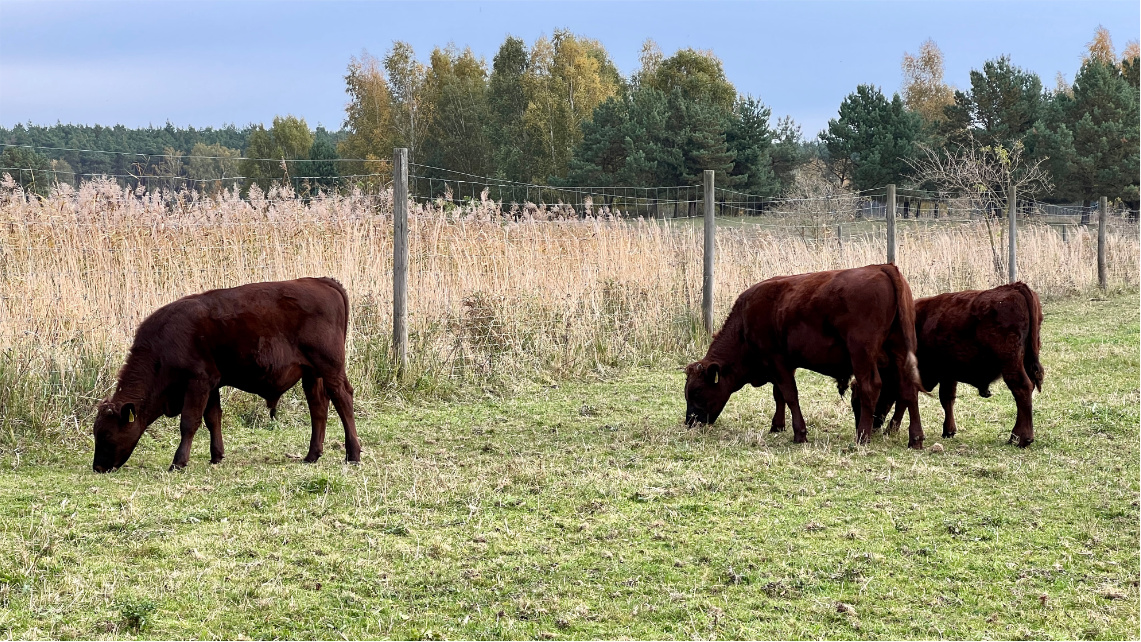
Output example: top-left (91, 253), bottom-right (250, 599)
top-left (684, 264), bottom-right (926, 448)
top-left (858, 282), bottom-right (1044, 447)
top-left (92, 277), bottom-right (362, 472)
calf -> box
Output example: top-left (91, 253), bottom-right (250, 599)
top-left (860, 282), bottom-right (1044, 447)
top-left (684, 264), bottom-right (926, 448)
top-left (93, 277), bottom-right (361, 472)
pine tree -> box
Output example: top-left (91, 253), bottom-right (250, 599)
top-left (725, 96), bottom-right (779, 196)
top-left (821, 85), bottom-right (922, 190)
top-left (487, 37), bottom-right (531, 182)
top-left (1064, 59), bottom-right (1140, 206)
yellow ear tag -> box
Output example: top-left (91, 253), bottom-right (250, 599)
top-left (127, 409), bottom-right (135, 423)
top-left (714, 372), bottom-right (719, 384)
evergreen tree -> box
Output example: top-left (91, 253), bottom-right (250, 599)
top-left (565, 95), bottom-right (631, 186)
top-left (725, 96), bottom-right (779, 196)
top-left (940, 56), bottom-right (1045, 148)
top-left (307, 135), bottom-right (340, 193)
top-left (487, 37), bottom-right (531, 182)
top-left (770, 116), bottom-right (809, 193)
top-left (0, 146), bottom-right (54, 195)
top-left (821, 84), bottom-right (922, 190)
top-left (676, 95), bottom-right (737, 186)
top-left (1063, 59), bottom-right (1140, 206)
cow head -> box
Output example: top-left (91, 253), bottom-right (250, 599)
top-left (684, 360), bottom-right (730, 426)
top-left (92, 400), bottom-right (145, 473)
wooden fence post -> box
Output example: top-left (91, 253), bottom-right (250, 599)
top-left (703, 170), bottom-right (715, 335)
top-left (1008, 183), bottom-right (1017, 283)
top-left (1098, 195), bottom-right (1108, 291)
top-left (393, 148), bottom-right (409, 374)
top-left (886, 184), bottom-right (896, 264)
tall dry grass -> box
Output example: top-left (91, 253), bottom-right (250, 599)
top-left (1, 177), bottom-right (1137, 445)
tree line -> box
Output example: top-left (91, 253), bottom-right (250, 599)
top-left (1, 27), bottom-right (1137, 209)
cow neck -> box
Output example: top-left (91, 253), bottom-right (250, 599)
top-left (706, 309), bottom-right (749, 392)
top-left (112, 348), bottom-right (164, 426)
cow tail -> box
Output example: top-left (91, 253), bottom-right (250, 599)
top-left (320, 277), bottom-right (351, 340)
top-left (1012, 282), bottom-right (1044, 392)
top-left (881, 264), bottom-right (927, 394)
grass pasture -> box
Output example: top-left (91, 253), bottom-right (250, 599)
top-left (0, 294), bottom-right (1137, 640)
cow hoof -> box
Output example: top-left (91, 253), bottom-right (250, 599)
top-left (210, 456), bottom-right (224, 465)
top-left (302, 457), bottom-right (320, 464)
top-left (979, 385), bottom-right (993, 398)
top-left (942, 430), bottom-right (956, 438)
top-left (770, 425), bottom-right (786, 433)
top-left (1016, 436), bottom-right (1034, 448)
top-left (168, 463), bottom-right (187, 472)
top-left (908, 439), bottom-right (924, 450)
top-left (793, 434), bottom-right (807, 444)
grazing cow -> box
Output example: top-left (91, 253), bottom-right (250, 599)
top-left (92, 277), bottom-right (362, 472)
top-left (857, 282), bottom-right (1044, 447)
top-left (684, 264), bottom-right (926, 448)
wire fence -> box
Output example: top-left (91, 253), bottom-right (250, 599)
top-left (3, 142), bottom-right (1139, 226)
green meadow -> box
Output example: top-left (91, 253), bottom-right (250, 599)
top-left (0, 294), bottom-right (1137, 640)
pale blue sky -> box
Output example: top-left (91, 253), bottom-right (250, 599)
top-left (1, 1), bottom-right (1137, 138)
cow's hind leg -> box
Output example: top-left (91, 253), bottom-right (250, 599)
top-left (323, 371), bottom-right (362, 463)
top-left (171, 379), bottom-right (212, 471)
top-left (940, 381), bottom-right (958, 438)
top-left (1003, 367), bottom-right (1035, 448)
top-left (205, 387), bottom-right (224, 464)
top-left (770, 385), bottom-right (787, 433)
top-left (301, 369), bottom-right (329, 463)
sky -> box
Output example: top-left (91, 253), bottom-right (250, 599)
top-left (1, 0), bottom-right (1138, 139)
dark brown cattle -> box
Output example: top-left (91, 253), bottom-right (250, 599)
top-left (860, 282), bottom-right (1044, 447)
top-left (93, 277), bottom-right (361, 472)
top-left (684, 264), bottom-right (926, 448)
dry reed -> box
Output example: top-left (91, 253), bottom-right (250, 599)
top-left (1, 177), bottom-right (1137, 444)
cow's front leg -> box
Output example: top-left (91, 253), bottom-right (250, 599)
top-left (770, 385), bottom-right (787, 433)
top-left (774, 368), bottom-right (807, 443)
top-left (849, 351), bottom-right (882, 445)
top-left (171, 380), bottom-right (212, 471)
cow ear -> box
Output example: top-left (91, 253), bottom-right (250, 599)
top-left (707, 363), bottom-right (721, 385)
top-left (121, 403), bottom-right (136, 424)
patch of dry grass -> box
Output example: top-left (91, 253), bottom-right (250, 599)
top-left (1, 178), bottom-right (1137, 444)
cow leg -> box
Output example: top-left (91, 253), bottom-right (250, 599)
top-left (774, 369), bottom-right (807, 443)
top-left (899, 368), bottom-right (925, 450)
top-left (301, 369), bottom-right (329, 463)
top-left (324, 371), bottom-right (362, 463)
top-left (884, 389), bottom-right (907, 436)
top-left (855, 383), bottom-right (899, 435)
top-left (205, 387), bottom-right (224, 464)
top-left (770, 385), bottom-right (787, 433)
top-left (1003, 368), bottom-right (1035, 448)
top-left (940, 381), bottom-right (958, 438)
top-left (849, 353), bottom-right (882, 445)
top-left (171, 380), bottom-right (211, 471)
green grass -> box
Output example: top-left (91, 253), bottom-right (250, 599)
top-left (0, 294), bottom-right (1137, 640)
